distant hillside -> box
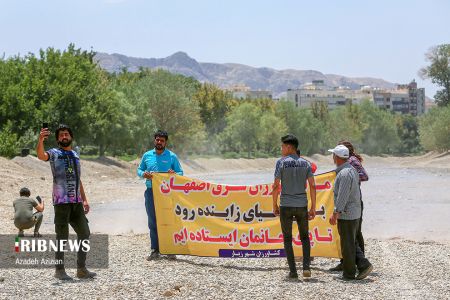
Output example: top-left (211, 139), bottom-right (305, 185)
top-left (94, 51), bottom-right (397, 96)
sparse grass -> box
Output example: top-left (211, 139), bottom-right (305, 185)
top-left (116, 154), bottom-right (139, 162)
top-left (80, 154), bottom-right (99, 160)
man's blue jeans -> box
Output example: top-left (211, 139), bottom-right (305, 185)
top-left (144, 188), bottom-right (158, 250)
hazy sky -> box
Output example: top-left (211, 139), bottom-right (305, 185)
top-left (1, 0), bottom-right (449, 98)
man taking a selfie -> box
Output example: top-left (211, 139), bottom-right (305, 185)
top-left (37, 124), bottom-right (96, 280)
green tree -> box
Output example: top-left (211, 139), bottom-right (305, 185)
top-left (81, 72), bottom-right (130, 156)
top-left (110, 72), bottom-right (156, 154)
top-left (119, 69), bottom-right (205, 155)
top-left (275, 101), bottom-right (329, 155)
top-left (0, 44), bottom-right (112, 152)
top-left (395, 114), bottom-right (422, 154)
top-left (240, 98), bottom-right (275, 112)
top-left (359, 101), bottom-right (400, 154)
top-left (419, 106), bottom-right (450, 152)
top-left (33, 45), bottom-right (103, 142)
top-left (419, 44), bottom-right (450, 106)
top-left (220, 103), bottom-right (261, 158)
top-left (0, 55), bottom-right (34, 136)
top-left (311, 101), bottom-right (329, 122)
top-left (193, 83), bottom-right (234, 136)
top-left (327, 104), bottom-right (364, 146)
top-left (258, 112), bottom-right (288, 155)
top-left (0, 121), bottom-right (18, 158)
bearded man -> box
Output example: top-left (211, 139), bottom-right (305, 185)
top-left (37, 124), bottom-right (96, 280)
top-left (137, 130), bottom-right (183, 261)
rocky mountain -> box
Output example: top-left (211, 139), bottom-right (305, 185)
top-left (94, 51), bottom-right (397, 96)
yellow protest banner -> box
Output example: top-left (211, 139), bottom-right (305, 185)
top-left (153, 172), bottom-right (341, 258)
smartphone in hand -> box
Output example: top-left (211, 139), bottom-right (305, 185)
top-left (36, 196), bottom-right (42, 204)
top-left (42, 122), bottom-right (48, 129)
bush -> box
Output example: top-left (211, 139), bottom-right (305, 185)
top-left (117, 154), bottom-right (139, 162)
top-left (395, 114), bottom-right (422, 154)
top-left (81, 146), bottom-right (99, 156)
top-left (222, 151), bottom-right (240, 159)
top-left (359, 101), bottom-right (400, 155)
top-left (419, 106), bottom-right (450, 151)
top-left (254, 151), bottom-right (272, 158)
top-left (0, 123), bottom-right (18, 158)
top-left (17, 128), bottom-right (38, 150)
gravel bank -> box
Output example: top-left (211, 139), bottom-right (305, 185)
top-left (2, 155), bottom-right (450, 299)
top-left (1, 236), bottom-right (449, 300)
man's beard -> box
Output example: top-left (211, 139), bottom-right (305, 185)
top-left (58, 139), bottom-right (72, 147)
top-left (155, 144), bottom-right (165, 151)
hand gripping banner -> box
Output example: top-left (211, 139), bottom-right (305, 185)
top-left (153, 172), bottom-right (341, 258)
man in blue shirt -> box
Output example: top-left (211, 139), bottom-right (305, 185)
top-left (137, 130), bottom-right (183, 260)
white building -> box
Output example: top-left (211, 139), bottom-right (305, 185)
top-left (373, 80), bottom-right (425, 116)
top-left (227, 84), bottom-right (272, 100)
top-left (286, 80), bottom-right (372, 109)
top-left (286, 79), bottom-right (425, 115)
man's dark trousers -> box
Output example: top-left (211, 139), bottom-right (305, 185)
top-left (356, 200), bottom-right (365, 253)
top-left (337, 219), bottom-right (370, 279)
top-left (280, 206), bottom-right (310, 274)
top-left (144, 188), bottom-right (159, 251)
top-left (338, 200), bottom-right (365, 266)
top-left (54, 203), bottom-right (90, 269)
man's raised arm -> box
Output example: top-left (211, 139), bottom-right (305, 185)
top-left (36, 128), bottom-right (50, 161)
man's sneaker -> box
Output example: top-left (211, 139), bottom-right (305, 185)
top-left (286, 271), bottom-right (298, 281)
top-left (166, 254), bottom-right (176, 260)
top-left (76, 267), bottom-right (97, 279)
top-left (33, 232), bottom-right (42, 238)
top-left (54, 269), bottom-right (73, 281)
top-left (303, 269), bottom-right (311, 278)
top-left (356, 263), bottom-right (373, 280)
top-left (329, 263), bottom-right (343, 272)
top-left (146, 249), bottom-right (160, 261)
top-left (338, 275), bottom-right (355, 281)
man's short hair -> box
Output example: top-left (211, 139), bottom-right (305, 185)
top-left (281, 134), bottom-right (299, 149)
top-left (154, 130), bottom-right (169, 140)
top-left (55, 124), bottom-right (73, 140)
top-left (19, 187), bottom-right (30, 197)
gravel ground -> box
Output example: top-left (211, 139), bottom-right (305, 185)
top-left (2, 155), bottom-right (450, 299)
top-left (1, 235), bottom-right (449, 300)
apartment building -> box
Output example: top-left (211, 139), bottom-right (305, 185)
top-left (286, 80), bottom-right (425, 115)
top-left (228, 84), bottom-right (273, 100)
